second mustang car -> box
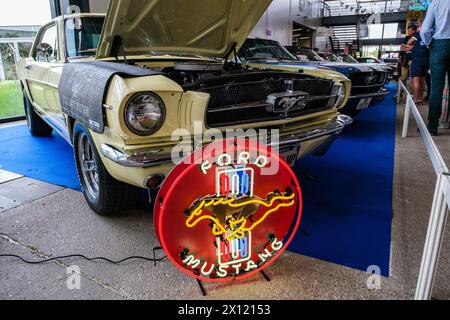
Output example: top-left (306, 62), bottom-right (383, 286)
top-left (238, 39), bottom-right (389, 117)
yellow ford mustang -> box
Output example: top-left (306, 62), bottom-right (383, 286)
top-left (17, 0), bottom-right (352, 216)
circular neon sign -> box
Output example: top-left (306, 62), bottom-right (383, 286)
top-left (154, 139), bottom-right (302, 282)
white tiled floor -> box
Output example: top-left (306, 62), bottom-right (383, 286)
top-left (0, 170), bottom-right (22, 184)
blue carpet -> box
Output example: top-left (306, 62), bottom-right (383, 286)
top-left (0, 126), bottom-right (80, 190)
top-left (0, 85), bottom-right (397, 276)
top-left (289, 83), bottom-right (397, 277)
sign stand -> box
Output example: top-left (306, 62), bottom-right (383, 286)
top-left (152, 246), bottom-right (164, 267)
top-left (152, 246), bottom-right (273, 296)
top-left (195, 274), bottom-right (208, 297)
top-left (194, 270), bottom-right (272, 297)
top-left (260, 270), bottom-right (271, 282)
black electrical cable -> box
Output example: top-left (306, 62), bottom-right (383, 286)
top-left (0, 254), bottom-right (166, 265)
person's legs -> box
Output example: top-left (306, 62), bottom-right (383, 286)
top-left (401, 66), bottom-right (409, 85)
top-left (412, 77), bottom-right (421, 103)
top-left (395, 65), bottom-right (410, 99)
top-left (429, 40), bottom-right (450, 133)
top-left (411, 60), bottom-right (425, 103)
top-left (425, 71), bottom-right (431, 101)
top-left (418, 76), bottom-right (425, 102)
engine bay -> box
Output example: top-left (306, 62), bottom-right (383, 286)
top-left (162, 61), bottom-right (226, 86)
top-left (135, 60), bottom-right (323, 90)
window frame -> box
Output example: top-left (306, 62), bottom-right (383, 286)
top-left (63, 16), bottom-right (105, 60)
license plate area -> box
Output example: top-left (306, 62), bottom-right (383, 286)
top-left (280, 145), bottom-right (300, 167)
top-left (357, 98), bottom-right (373, 110)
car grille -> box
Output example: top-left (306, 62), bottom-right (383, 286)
top-left (348, 71), bottom-right (387, 96)
top-left (196, 78), bottom-right (336, 128)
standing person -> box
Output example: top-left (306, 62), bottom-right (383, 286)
top-left (395, 25), bottom-right (415, 99)
top-left (402, 27), bottom-right (430, 105)
top-left (420, 0), bottom-right (450, 136)
top-left (401, 26), bottom-right (414, 86)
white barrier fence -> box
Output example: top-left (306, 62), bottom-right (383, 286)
top-left (398, 81), bottom-right (450, 300)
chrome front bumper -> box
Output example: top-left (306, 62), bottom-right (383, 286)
top-left (101, 115), bottom-right (353, 168)
top-left (349, 88), bottom-right (390, 100)
top-left (273, 114), bottom-right (353, 149)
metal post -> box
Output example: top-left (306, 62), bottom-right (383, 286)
top-left (402, 94), bottom-right (411, 138)
top-left (13, 42), bottom-right (20, 65)
top-left (415, 174), bottom-right (449, 300)
top-left (397, 79), bottom-right (402, 104)
top-left (0, 51), bottom-right (5, 81)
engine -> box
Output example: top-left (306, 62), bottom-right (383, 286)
top-left (163, 61), bottom-right (225, 86)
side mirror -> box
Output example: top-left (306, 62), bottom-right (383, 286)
top-left (36, 43), bottom-right (53, 62)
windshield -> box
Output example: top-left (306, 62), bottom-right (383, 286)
top-left (65, 17), bottom-right (105, 58)
top-left (340, 54), bottom-right (359, 64)
top-left (238, 39), bottom-right (297, 62)
top-left (359, 57), bottom-right (380, 64)
top-left (285, 47), bottom-right (323, 62)
top-left (320, 53), bottom-right (342, 63)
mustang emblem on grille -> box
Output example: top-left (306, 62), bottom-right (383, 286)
top-left (365, 74), bottom-right (378, 85)
top-left (279, 96), bottom-right (307, 111)
top-left (267, 91), bottom-right (309, 114)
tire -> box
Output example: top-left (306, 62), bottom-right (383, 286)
top-left (73, 121), bottom-right (140, 216)
top-left (23, 91), bottom-right (53, 137)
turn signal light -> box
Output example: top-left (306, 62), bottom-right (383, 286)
top-left (145, 174), bottom-right (165, 189)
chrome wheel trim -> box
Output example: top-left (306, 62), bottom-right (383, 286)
top-left (78, 132), bottom-right (100, 199)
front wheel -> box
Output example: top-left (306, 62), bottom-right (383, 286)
top-left (23, 91), bottom-right (53, 137)
top-left (73, 122), bottom-right (140, 216)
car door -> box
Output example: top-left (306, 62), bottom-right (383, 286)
top-left (25, 23), bottom-right (58, 118)
top-left (46, 20), bottom-right (70, 141)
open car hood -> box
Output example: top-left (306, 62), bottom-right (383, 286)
top-left (96, 0), bottom-right (272, 59)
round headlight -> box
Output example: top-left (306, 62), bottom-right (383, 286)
top-left (125, 93), bottom-right (166, 136)
top-left (328, 83), bottom-right (346, 108)
top-left (334, 83), bottom-right (347, 109)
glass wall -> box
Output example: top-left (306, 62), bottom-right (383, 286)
top-left (361, 44), bottom-right (401, 58)
top-left (361, 23), bottom-right (400, 39)
top-left (0, 26), bottom-right (37, 121)
top-left (324, 0), bottom-right (404, 17)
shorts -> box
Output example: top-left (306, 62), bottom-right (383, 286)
top-left (411, 61), bottom-right (429, 77)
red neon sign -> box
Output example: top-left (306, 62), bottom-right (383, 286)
top-left (154, 139), bottom-right (302, 282)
